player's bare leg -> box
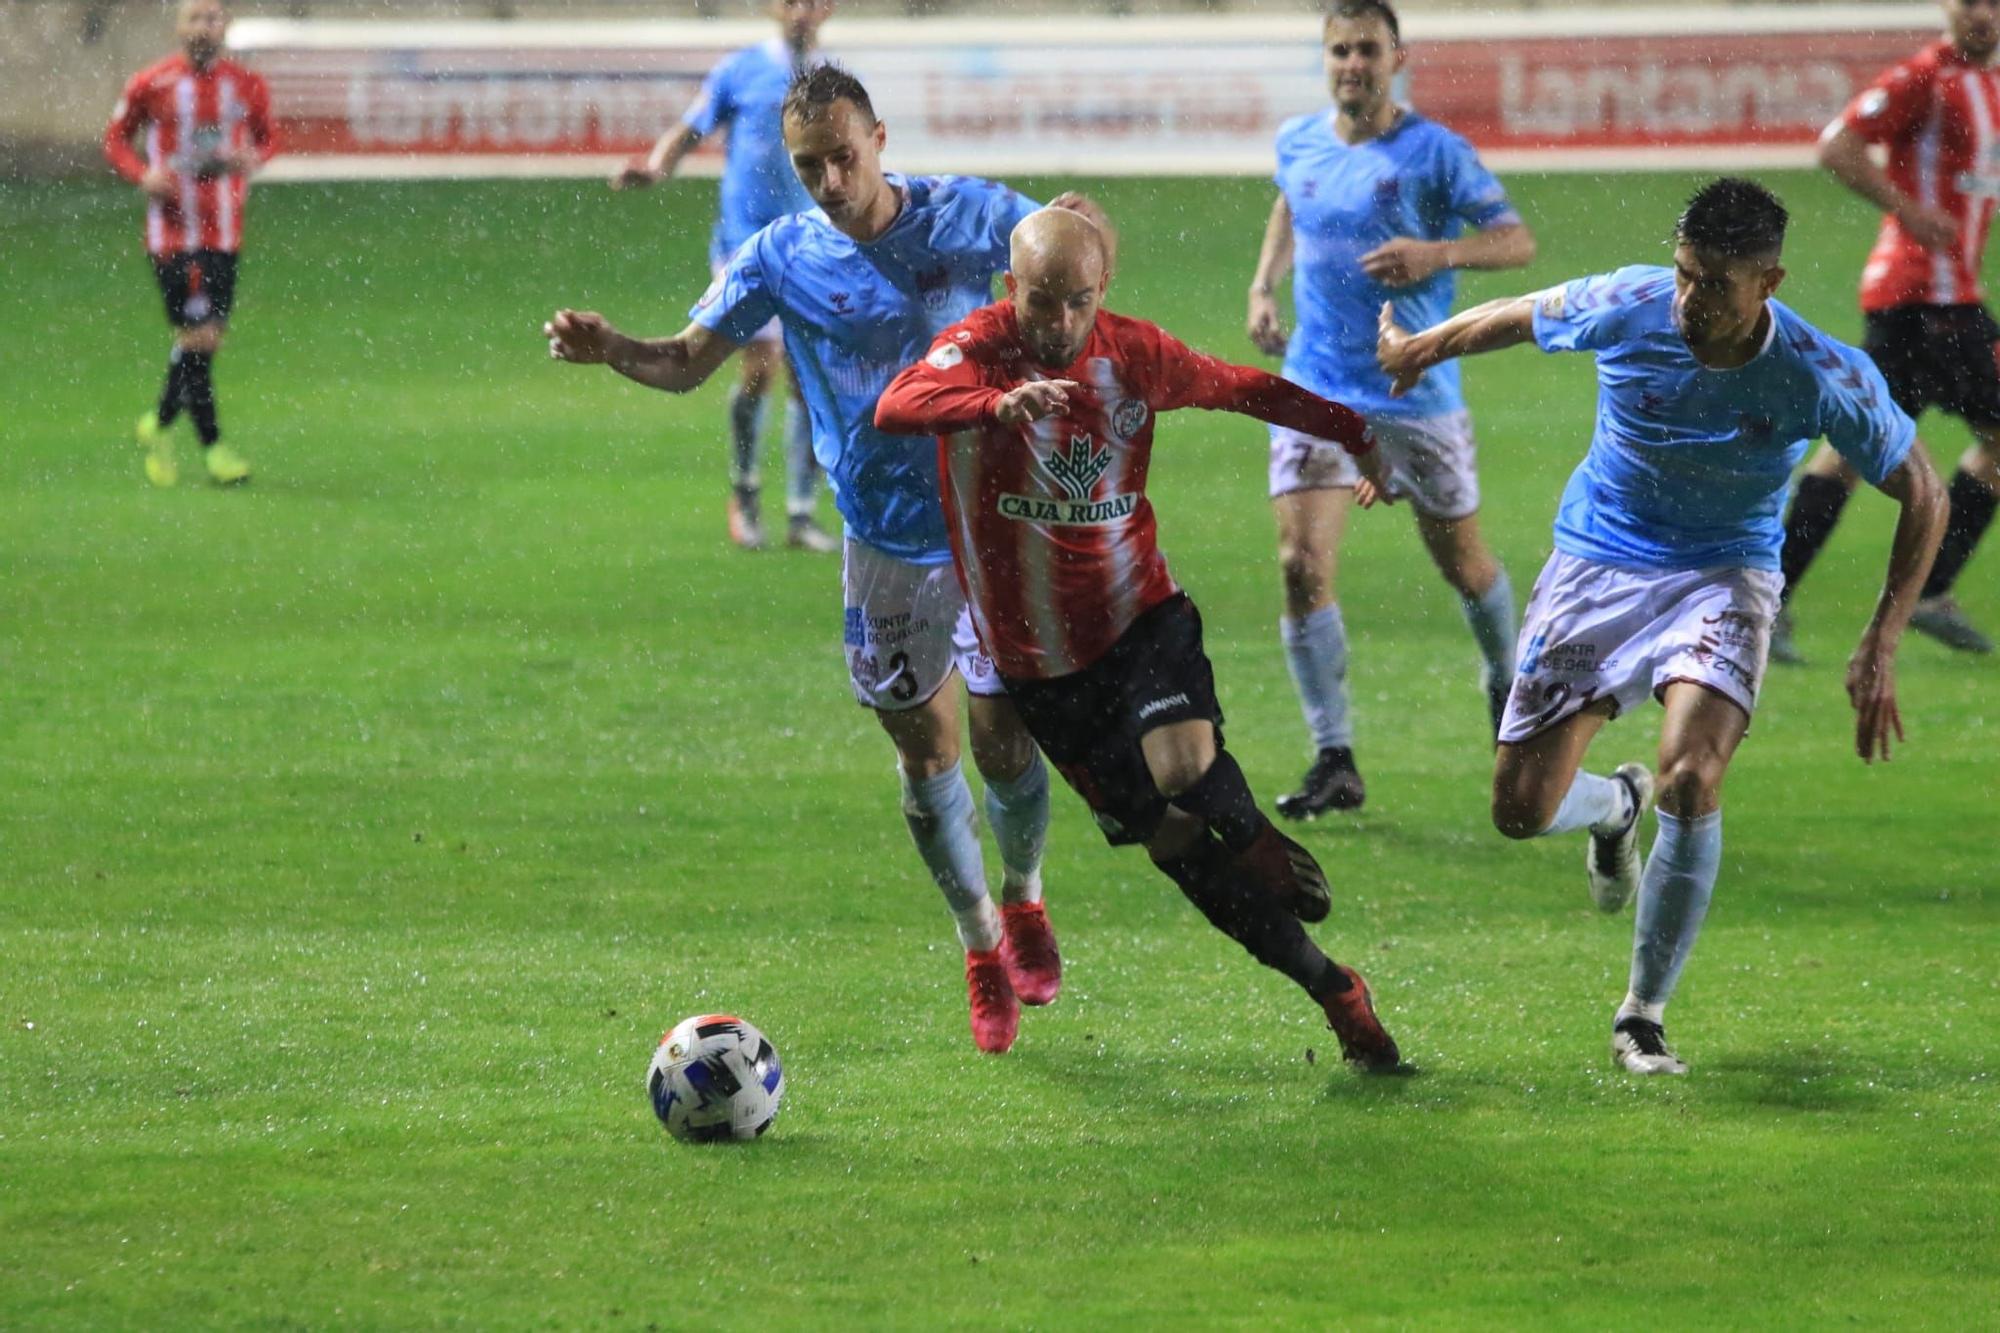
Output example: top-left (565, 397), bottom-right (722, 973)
top-left (967, 692), bottom-right (1059, 1005)
top-left (726, 341), bottom-right (781, 549)
top-left (1139, 719), bottom-right (1398, 1070)
top-left (1413, 507), bottom-right (1517, 738)
top-left (1610, 682), bottom-right (1751, 1075)
top-left (1492, 697), bottom-right (1653, 912)
top-left (1910, 429), bottom-right (1999, 652)
top-left (1273, 486), bottom-right (1364, 817)
top-left (876, 678), bottom-right (1017, 1052)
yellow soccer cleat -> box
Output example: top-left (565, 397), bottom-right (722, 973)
top-left (136, 411), bottom-right (177, 488)
top-left (203, 443), bottom-right (252, 486)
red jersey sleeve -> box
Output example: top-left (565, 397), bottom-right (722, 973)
top-left (1841, 50), bottom-right (1938, 145)
top-left (1133, 322), bottom-right (1374, 454)
top-left (246, 70), bottom-right (280, 164)
top-left (103, 70), bottom-right (151, 183)
top-left (876, 321), bottom-right (1008, 435)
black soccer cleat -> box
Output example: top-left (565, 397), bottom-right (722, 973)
top-left (1275, 746), bottom-right (1365, 820)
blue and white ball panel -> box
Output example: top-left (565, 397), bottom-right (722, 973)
top-left (647, 1013), bottom-right (785, 1143)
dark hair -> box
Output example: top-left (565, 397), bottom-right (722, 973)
top-left (1674, 177), bottom-right (1789, 260)
top-left (782, 61), bottom-right (876, 127)
top-left (1324, 0), bottom-right (1401, 46)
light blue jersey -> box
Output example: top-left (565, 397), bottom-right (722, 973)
top-left (681, 39), bottom-right (816, 267)
top-left (692, 173), bottom-right (1040, 563)
top-left (1532, 265), bottom-right (1916, 573)
top-left (1276, 109), bottom-right (1519, 419)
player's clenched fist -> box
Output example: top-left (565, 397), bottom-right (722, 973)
top-left (994, 379), bottom-right (1082, 426)
top-left (1375, 301), bottom-right (1428, 398)
top-left (545, 309), bottom-right (622, 365)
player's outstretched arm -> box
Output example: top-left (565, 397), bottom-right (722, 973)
top-left (1846, 449), bottom-right (1948, 763)
top-left (544, 311), bottom-right (736, 393)
top-left (1818, 120), bottom-right (1956, 254)
top-left (1376, 294), bottom-right (1537, 398)
top-left (1360, 222), bottom-right (1536, 289)
top-left (1246, 194), bottom-right (1294, 356)
top-left (613, 125), bottom-right (702, 191)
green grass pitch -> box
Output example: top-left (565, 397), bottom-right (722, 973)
top-left (2, 167), bottom-right (1995, 1328)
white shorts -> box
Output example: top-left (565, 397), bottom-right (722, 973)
top-left (1497, 552), bottom-right (1783, 745)
top-left (713, 260), bottom-right (782, 346)
top-left (1269, 409), bottom-right (1480, 519)
top-left (842, 537), bottom-right (1002, 711)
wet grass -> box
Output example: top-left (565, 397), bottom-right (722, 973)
top-left (1, 170), bottom-right (1995, 1327)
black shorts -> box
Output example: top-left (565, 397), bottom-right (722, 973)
top-left (1862, 303), bottom-right (2000, 427)
top-left (151, 249), bottom-right (238, 329)
top-left (1001, 593), bottom-right (1224, 847)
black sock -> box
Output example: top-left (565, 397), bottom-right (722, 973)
top-left (1922, 468), bottom-right (1999, 598)
top-left (1168, 750), bottom-right (1266, 854)
top-left (1779, 473), bottom-right (1853, 601)
top-left (182, 351), bottom-right (219, 446)
top-left (1152, 831), bottom-right (1345, 997)
top-left (157, 348), bottom-right (187, 428)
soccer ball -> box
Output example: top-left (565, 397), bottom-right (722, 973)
top-left (646, 1013), bottom-right (785, 1143)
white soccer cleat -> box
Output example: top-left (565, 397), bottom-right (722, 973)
top-left (1611, 1016), bottom-right (1688, 1076)
top-left (1586, 763), bottom-right (1654, 913)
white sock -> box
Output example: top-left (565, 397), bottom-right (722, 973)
top-left (1538, 770), bottom-right (1632, 837)
top-left (1628, 809), bottom-right (1721, 1011)
top-left (983, 751), bottom-right (1049, 905)
top-left (898, 762), bottom-right (997, 951)
top-left (1280, 604), bottom-right (1353, 751)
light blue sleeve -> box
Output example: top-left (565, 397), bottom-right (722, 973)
top-left (1531, 267), bottom-right (1649, 355)
top-left (1440, 134), bottom-right (1521, 230)
top-left (680, 55), bottom-right (737, 137)
top-left (1814, 338), bottom-right (1917, 486)
top-left (689, 230), bottom-right (778, 345)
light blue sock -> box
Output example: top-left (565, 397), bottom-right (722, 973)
top-left (982, 751), bottom-right (1049, 904)
top-left (1539, 770), bottom-right (1632, 837)
top-left (727, 386), bottom-right (770, 490)
top-left (1280, 604), bottom-right (1352, 750)
top-left (1461, 567), bottom-right (1518, 685)
top-left (898, 762), bottom-right (997, 950)
top-left (1625, 809), bottom-right (1722, 1015)
top-left (783, 394), bottom-right (818, 519)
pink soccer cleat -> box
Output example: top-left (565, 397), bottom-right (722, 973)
top-left (998, 901), bottom-right (1062, 1007)
top-left (965, 948), bottom-right (1020, 1054)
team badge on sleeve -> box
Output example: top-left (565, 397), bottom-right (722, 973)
top-left (695, 274), bottom-right (725, 311)
top-left (1538, 287), bottom-right (1567, 319)
top-left (1857, 88), bottom-right (1889, 120)
top-left (926, 341), bottom-right (965, 370)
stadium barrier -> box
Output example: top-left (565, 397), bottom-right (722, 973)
top-left (231, 5), bottom-right (1937, 180)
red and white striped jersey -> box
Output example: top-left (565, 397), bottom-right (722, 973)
top-left (876, 302), bottom-right (1372, 680)
top-left (104, 54), bottom-right (277, 256)
top-left (1840, 40), bottom-right (2000, 311)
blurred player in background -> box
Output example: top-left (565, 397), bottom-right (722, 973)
top-left (1379, 179), bottom-right (1945, 1075)
top-left (1246, 0), bottom-right (1535, 818)
top-left (878, 208), bottom-right (1402, 1070)
top-left (1774, 0), bottom-right (2000, 661)
top-left (105, 0), bottom-right (274, 488)
top-left (615, 0), bottom-right (838, 553)
top-left (551, 66), bottom-right (1112, 1055)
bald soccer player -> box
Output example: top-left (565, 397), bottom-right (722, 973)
top-left (877, 208), bottom-right (1402, 1070)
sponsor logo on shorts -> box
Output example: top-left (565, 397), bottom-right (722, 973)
top-left (843, 606), bottom-right (866, 648)
top-left (1138, 692), bottom-right (1190, 720)
top-left (998, 491), bottom-right (1139, 526)
top-left (1699, 609), bottom-right (1762, 650)
top-left (860, 610), bottom-right (931, 649)
top-left (1519, 632), bottom-right (1596, 675)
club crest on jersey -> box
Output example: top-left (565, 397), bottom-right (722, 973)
top-left (927, 341), bottom-right (964, 370)
top-left (1110, 399), bottom-right (1149, 440)
top-left (1045, 432), bottom-right (1112, 501)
